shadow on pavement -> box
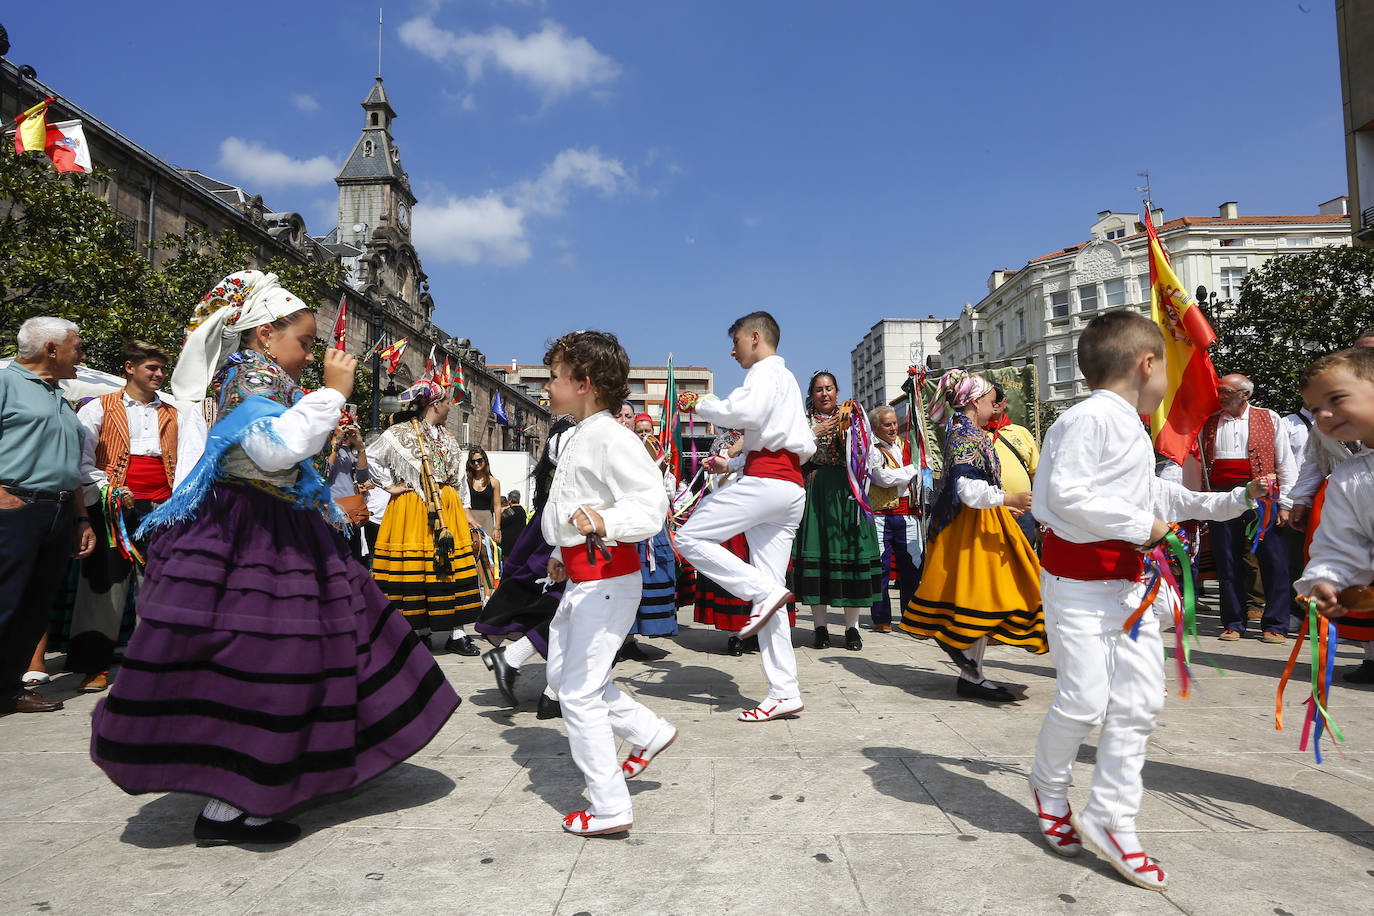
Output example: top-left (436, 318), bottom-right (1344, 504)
top-left (817, 653), bottom-right (1033, 703)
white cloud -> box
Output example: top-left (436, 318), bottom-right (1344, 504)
top-left (412, 148), bottom-right (631, 266)
top-left (460, 93), bottom-right (477, 112)
top-left (555, 252), bottom-right (576, 268)
top-left (399, 16), bottom-right (619, 100)
top-left (217, 138), bottom-right (337, 187)
top-left (290, 93), bottom-right (320, 112)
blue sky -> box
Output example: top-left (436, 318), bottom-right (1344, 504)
top-left (3, 1), bottom-right (1347, 395)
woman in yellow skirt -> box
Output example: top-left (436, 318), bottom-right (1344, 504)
top-left (899, 369), bottom-right (1045, 702)
top-left (367, 379), bottom-right (484, 656)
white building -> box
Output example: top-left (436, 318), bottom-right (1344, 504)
top-left (938, 202), bottom-right (1352, 408)
top-left (487, 363), bottom-right (713, 437)
top-left (851, 317), bottom-right (954, 408)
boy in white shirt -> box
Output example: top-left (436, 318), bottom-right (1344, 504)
top-left (540, 331), bottom-right (675, 837)
top-left (1029, 311), bottom-right (1270, 890)
top-left (675, 311), bottom-right (816, 721)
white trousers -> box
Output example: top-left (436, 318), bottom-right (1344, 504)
top-left (675, 476), bottom-right (806, 700)
top-left (1030, 573), bottom-right (1166, 832)
top-left (545, 572), bottom-right (664, 819)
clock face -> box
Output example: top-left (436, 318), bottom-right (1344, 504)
top-left (398, 204), bottom-right (410, 231)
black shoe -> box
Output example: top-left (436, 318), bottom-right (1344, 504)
top-left (536, 694), bottom-right (563, 719)
top-left (955, 678), bottom-right (1015, 703)
top-left (939, 643), bottom-right (981, 680)
top-left (193, 814), bottom-right (301, 847)
top-left (813, 626), bottom-right (831, 649)
top-left (1343, 661), bottom-right (1374, 685)
top-left (616, 637), bottom-right (669, 663)
top-left (742, 635), bottom-right (760, 654)
top-left (445, 634), bottom-right (480, 656)
top-left (482, 647), bottom-right (519, 706)
top-left (727, 636), bottom-right (744, 656)
top-left (845, 627), bottom-right (863, 651)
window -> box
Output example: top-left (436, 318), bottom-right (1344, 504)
top-left (1015, 310), bottom-right (1026, 341)
top-left (1138, 274), bottom-right (1152, 303)
top-left (976, 330), bottom-right (985, 353)
top-left (1053, 353), bottom-right (1074, 382)
top-left (363, 139), bottom-right (375, 157)
top-left (1219, 267), bottom-right (1247, 300)
top-left (996, 323), bottom-right (1005, 352)
top-left (1050, 291), bottom-right (1070, 318)
top-left (1286, 237), bottom-right (1310, 247)
top-left (1104, 278), bottom-right (1126, 307)
top-left (1106, 227), bottom-right (1126, 240)
top-left (1077, 284), bottom-right (1098, 312)
top-left (371, 113), bottom-right (379, 126)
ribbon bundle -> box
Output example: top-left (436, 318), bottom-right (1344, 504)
top-left (1246, 496), bottom-right (1278, 554)
top-left (101, 485), bottom-right (144, 566)
top-left (839, 400), bottom-right (876, 522)
top-left (1121, 526), bottom-right (1212, 699)
top-left (1276, 600), bottom-right (1345, 763)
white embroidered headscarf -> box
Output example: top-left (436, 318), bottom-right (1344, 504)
top-left (929, 368), bottom-right (992, 424)
top-left (171, 270), bottom-right (310, 403)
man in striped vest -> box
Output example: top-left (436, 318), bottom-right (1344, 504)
top-left (71, 340), bottom-right (179, 692)
top-left (1203, 374), bottom-right (1297, 645)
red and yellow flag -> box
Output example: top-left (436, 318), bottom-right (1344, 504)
top-left (13, 97), bottom-right (52, 157)
top-left (1144, 213), bottom-right (1221, 463)
top-left (378, 337), bottom-right (408, 374)
top-left (332, 294), bottom-right (348, 350)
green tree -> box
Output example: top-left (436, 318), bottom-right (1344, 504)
top-left (1210, 246), bottom-right (1374, 414)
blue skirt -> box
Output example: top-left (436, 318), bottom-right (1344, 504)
top-left (630, 526), bottom-right (678, 637)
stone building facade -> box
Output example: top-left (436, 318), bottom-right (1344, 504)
top-left (1, 59), bottom-right (550, 454)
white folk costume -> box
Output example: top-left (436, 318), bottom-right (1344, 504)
top-left (69, 390), bottom-right (179, 678)
top-left (1029, 388), bottom-right (1251, 874)
top-left (541, 409), bottom-right (672, 832)
top-left (675, 354), bottom-right (815, 716)
top-left (1295, 447), bottom-right (1374, 644)
top-left (368, 391), bottom-right (483, 633)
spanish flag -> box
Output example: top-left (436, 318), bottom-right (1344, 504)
top-left (1144, 212), bottom-right (1221, 463)
top-left (13, 97), bottom-right (52, 157)
top-left (378, 337), bottom-right (408, 374)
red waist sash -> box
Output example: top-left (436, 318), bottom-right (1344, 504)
top-left (124, 454), bottom-right (173, 502)
top-left (561, 542), bottom-right (641, 583)
top-left (1042, 530), bottom-right (1144, 581)
top-left (744, 449), bottom-right (803, 485)
top-left (1210, 458), bottom-right (1250, 489)
top-left (876, 496), bottom-right (912, 517)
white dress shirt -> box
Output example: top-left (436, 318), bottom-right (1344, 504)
top-left (1290, 421), bottom-right (1357, 508)
top-left (541, 410), bottom-right (670, 548)
top-left (693, 355), bottom-right (816, 467)
top-left (78, 390), bottom-right (173, 502)
top-left (1207, 403), bottom-right (1298, 509)
top-left (1034, 389), bottom-right (1250, 545)
top-left (1296, 448), bottom-right (1374, 595)
top-left (867, 440), bottom-right (920, 492)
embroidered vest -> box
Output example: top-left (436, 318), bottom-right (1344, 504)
top-left (93, 391), bottom-right (178, 489)
top-left (868, 442), bottom-right (903, 512)
top-left (1202, 407), bottom-right (1277, 496)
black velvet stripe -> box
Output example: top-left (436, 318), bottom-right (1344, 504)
top-left (355, 663), bottom-right (450, 751)
top-left (905, 598), bottom-right (1043, 625)
top-left (794, 572), bottom-right (882, 601)
top-left (94, 735), bottom-right (356, 784)
top-left (102, 695), bottom-right (357, 732)
top-left (118, 657), bottom-right (355, 685)
top-left (357, 627), bottom-right (427, 700)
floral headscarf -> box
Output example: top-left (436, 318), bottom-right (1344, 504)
top-left (929, 369), bottom-right (993, 424)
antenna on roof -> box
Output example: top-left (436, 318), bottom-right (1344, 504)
top-left (378, 8), bottom-right (383, 79)
top-left (1136, 170), bottom-right (1154, 216)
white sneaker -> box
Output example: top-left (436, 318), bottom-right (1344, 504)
top-left (622, 721), bottom-right (678, 778)
top-left (737, 696), bottom-right (804, 722)
top-left (1030, 788), bottom-right (1082, 857)
top-left (562, 809), bottom-right (632, 836)
top-left (1071, 815), bottom-right (1169, 890)
top-left (738, 586), bottom-right (791, 639)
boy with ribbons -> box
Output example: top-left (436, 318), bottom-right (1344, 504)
top-left (1028, 311), bottom-right (1271, 891)
top-left (674, 311), bottom-right (816, 722)
top-left (540, 331), bottom-right (675, 837)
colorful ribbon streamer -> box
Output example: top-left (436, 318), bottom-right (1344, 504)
top-left (1276, 599), bottom-right (1346, 762)
top-left (1246, 496), bottom-right (1277, 554)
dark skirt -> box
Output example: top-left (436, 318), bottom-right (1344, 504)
top-left (630, 526), bottom-right (678, 637)
top-left (792, 465), bottom-right (882, 607)
top-left (90, 483), bottom-right (460, 817)
top-left (474, 505), bottom-right (563, 657)
top-left (691, 534), bottom-right (800, 631)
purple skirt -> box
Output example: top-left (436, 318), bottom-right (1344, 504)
top-left (90, 483), bottom-right (460, 816)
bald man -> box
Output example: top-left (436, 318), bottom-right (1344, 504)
top-left (1202, 374), bottom-right (1297, 644)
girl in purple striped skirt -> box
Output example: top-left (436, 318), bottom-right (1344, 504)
top-left (90, 271), bottom-right (460, 846)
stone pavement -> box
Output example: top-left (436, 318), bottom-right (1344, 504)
top-left (3, 599), bottom-right (1374, 915)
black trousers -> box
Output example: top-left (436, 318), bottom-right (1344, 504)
top-left (0, 498), bottom-right (75, 694)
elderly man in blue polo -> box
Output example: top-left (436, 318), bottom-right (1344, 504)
top-left (0, 317), bottom-right (97, 714)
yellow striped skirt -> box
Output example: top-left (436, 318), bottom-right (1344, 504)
top-left (899, 505), bottom-right (1046, 653)
top-left (372, 487), bottom-right (482, 629)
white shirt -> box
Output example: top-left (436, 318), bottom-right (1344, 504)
top-left (1296, 448), bottom-right (1374, 595)
top-left (541, 410), bottom-right (669, 548)
top-left (693, 355), bottom-right (816, 469)
top-left (1034, 389), bottom-right (1250, 545)
top-left (78, 390), bottom-right (173, 502)
top-left (172, 388), bottom-right (346, 488)
top-left (1207, 403), bottom-right (1298, 509)
top-left (1281, 410), bottom-right (1312, 470)
top-left (1290, 422), bottom-right (1357, 507)
top-left (867, 440), bottom-right (920, 492)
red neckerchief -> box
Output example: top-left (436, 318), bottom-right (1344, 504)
top-left (986, 413), bottom-right (1011, 442)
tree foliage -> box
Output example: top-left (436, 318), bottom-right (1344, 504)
top-left (1210, 245), bottom-right (1374, 414)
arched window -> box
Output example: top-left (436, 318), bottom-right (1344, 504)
top-left (370, 113), bottom-right (379, 126)
top-left (363, 139), bottom-right (374, 157)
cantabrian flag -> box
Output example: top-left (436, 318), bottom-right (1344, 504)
top-left (1144, 212), bottom-right (1221, 463)
top-left (13, 100), bottom-right (92, 174)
